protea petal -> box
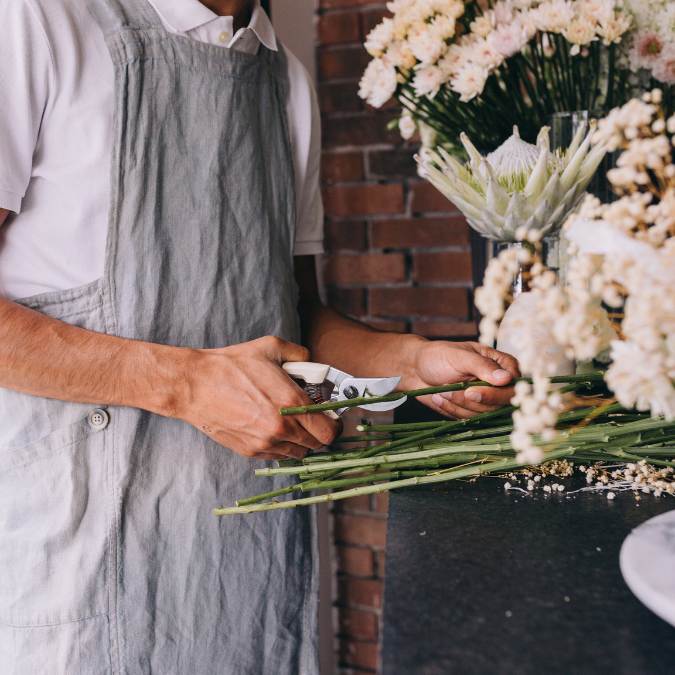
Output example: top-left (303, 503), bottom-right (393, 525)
top-left (523, 145), bottom-right (550, 199)
top-left (560, 131), bottom-right (593, 192)
top-left (560, 122), bottom-right (588, 168)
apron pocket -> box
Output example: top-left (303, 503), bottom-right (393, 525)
top-left (0, 413), bottom-right (110, 627)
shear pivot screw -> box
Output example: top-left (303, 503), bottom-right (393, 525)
top-left (343, 385), bottom-right (360, 399)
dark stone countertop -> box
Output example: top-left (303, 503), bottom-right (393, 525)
top-left (381, 479), bottom-right (675, 675)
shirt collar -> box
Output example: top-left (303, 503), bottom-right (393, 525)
top-left (146, 0), bottom-right (278, 51)
top-left (246, 2), bottom-right (277, 51)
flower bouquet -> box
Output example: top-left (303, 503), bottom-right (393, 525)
top-left (213, 93), bottom-right (675, 515)
top-left (359, 0), bottom-right (674, 153)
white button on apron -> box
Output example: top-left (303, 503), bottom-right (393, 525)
top-left (88, 408), bottom-right (110, 431)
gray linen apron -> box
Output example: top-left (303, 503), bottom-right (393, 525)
top-left (0, 0), bottom-right (319, 672)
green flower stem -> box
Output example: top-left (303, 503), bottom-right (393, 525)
top-left (254, 443), bottom-right (512, 477)
top-left (606, 449), bottom-right (675, 469)
top-left (263, 425), bottom-right (666, 479)
top-left (235, 415), bottom-right (673, 507)
top-left (358, 421), bottom-right (449, 432)
top-left (213, 449), bottom-right (575, 516)
top-left (280, 372), bottom-right (605, 416)
top-left (298, 469), bottom-right (430, 493)
top-left (292, 405), bottom-right (640, 468)
top-left (235, 406), bottom-right (517, 507)
top-left (625, 447), bottom-right (675, 456)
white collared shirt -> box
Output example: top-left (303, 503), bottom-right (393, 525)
top-left (0, 0), bottom-right (323, 300)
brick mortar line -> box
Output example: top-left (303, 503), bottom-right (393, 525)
top-left (318, 6), bottom-right (387, 17)
top-left (325, 212), bottom-right (463, 222)
top-left (327, 246), bottom-right (471, 253)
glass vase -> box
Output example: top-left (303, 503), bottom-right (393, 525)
top-left (488, 235), bottom-right (562, 297)
top-left (488, 237), bottom-right (575, 375)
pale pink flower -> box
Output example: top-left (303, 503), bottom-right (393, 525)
top-left (493, 0), bottom-right (515, 25)
top-left (407, 28), bottom-right (447, 65)
top-left (597, 14), bottom-right (632, 46)
top-left (358, 58), bottom-right (398, 108)
top-left (470, 12), bottom-right (495, 38)
top-left (438, 43), bottom-right (469, 77)
top-left (632, 32), bottom-right (664, 65)
top-left (653, 44), bottom-right (675, 84)
top-left (450, 63), bottom-right (489, 101)
top-left (386, 40), bottom-right (417, 71)
top-left (365, 18), bottom-right (394, 57)
top-left (488, 20), bottom-right (530, 58)
top-left (531, 0), bottom-right (574, 33)
top-left (468, 38), bottom-right (504, 70)
top-left (563, 19), bottom-right (596, 54)
top-left (412, 64), bottom-right (446, 97)
top-left (398, 112), bottom-right (417, 140)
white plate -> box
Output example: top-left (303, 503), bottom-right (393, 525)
top-left (620, 509), bottom-right (675, 628)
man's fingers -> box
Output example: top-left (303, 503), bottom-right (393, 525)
top-left (259, 335), bottom-right (310, 364)
top-left (422, 393), bottom-right (475, 419)
top-left (463, 385), bottom-right (515, 408)
top-left (471, 344), bottom-right (520, 378)
top-left (459, 350), bottom-right (515, 387)
top-left (281, 419), bottom-right (327, 450)
top-left (269, 442), bottom-right (310, 459)
top-left (437, 390), bottom-right (495, 413)
top-left (297, 412), bottom-right (341, 448)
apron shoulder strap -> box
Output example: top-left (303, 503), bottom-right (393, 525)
top-left (267, 42), bottom-right (290, 103)
top-left (87, 0), bottom-right (162, 36)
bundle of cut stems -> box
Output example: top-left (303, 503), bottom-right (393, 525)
top-left (213, 373), bottom-right (675, 516)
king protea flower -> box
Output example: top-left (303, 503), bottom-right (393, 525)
top-left (416, 125), bottom-right (608, 241)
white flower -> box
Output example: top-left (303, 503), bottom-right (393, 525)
top-left (430, 14), bottom-right (457, 40)
top-left (509, 376), bottom-right (562, 464)
top-left (656, 2), bottom-right (675, 39)
top-left (563, 19), bottom-right (597, 54)
top-left (493, 0), bottom-right (516, 25)
top-left (407, 26), bottom-right (447, 65)
top-left (438, 43), bottom-right (468, 77)
top-left (607, 340), bottom-right (675, 418)
top-left (412, 64), bottom-right (446, 97)
top-left (470, 12), bottom-right (495, 38)
top-left (597, 13), bottom-right (632, 45)
top-left (629, 31), bottom-right (664, 71)
top-left (531, 0), bottom-right (575, 33)
top-left (466, 38), bottom-right (504, 69)
top-left (417, 124), bottom-right (608, 240)
top-left (399, 111), bottom-right (417, 139)
top-left (653, 43), bottom-right (675, 84)
top-left (386, 40), bottom-right (417, 71)
top-left (577, 0), bottom-right (615, 26)
top-left (450, 63), bottom-right (489, 101)
top-left (358, 58), bottom-right (397, 108)
top-left (365, 18), bottom-right (395, 57)
top-left (487, 19), bottom-right (530, 58)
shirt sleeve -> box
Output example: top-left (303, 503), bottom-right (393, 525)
top-left (285, 50), bottom-right (324, 257)
top-left (0, 0), bottom-right (53, 214)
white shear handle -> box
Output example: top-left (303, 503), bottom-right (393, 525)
top-left (282, 362), bottom-right (330, 385)
top-left (282, 362), bottom-right (341, 421)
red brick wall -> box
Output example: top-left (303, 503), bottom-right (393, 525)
top-left (315, 2), bottom-right (476, 672)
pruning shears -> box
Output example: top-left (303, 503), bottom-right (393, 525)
top-left (282, 362), bottom-right (407, 417)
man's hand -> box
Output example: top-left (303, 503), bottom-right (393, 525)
top-left (0, 293), bottom-right (337, 461)
top-left (400, 340), bottom-right (520, 419)
top-left (173, 336), bottom-right (339, 460)
top-left (298, 257), bottom-right (522, 422)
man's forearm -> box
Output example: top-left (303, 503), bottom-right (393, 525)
top-left (0, 297), bottom-right (184, 415)
top-left (302, 301), bottom-right (424, 381)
